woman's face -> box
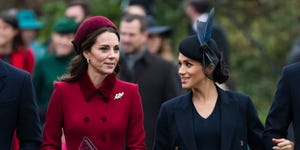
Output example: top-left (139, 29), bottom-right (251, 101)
top-left (178, 53), bottom-right (206, 89)
top-left (84, 31), bottom-right (120, 75)
top-left (51, 32), bottom-right (75, 57)
top-left (147, 33), bottom-right (162, 54)
top-left (0, 19), bottom-right (18, 47)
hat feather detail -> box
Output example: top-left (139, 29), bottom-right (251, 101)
top-left (196, 8), bottom-right (214, 46)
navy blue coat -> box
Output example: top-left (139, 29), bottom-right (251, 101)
top-left (153, 87), bottom-right (265, 150)
top-left (264, 62), bottom-right (300, 150)
top-left (0, 60), bottom-right (41, 149)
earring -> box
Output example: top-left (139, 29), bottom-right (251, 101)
top-left (86, 58), bottom-right (90, 64)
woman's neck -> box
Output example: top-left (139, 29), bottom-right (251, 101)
top-left (87, 68), bottom-right (107, 88)
top-left (0, 43), bottom-right (13, 55)
top-left (192, 80), bottom-right (218, 103)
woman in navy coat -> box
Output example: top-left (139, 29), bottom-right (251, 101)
top-left (153, 8), bottom-right (293, 150)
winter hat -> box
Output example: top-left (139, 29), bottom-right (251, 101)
top-left (72, 16), bottom-right (117, 54)
top-left (17, 10), bottom-right (43, 29)
top-left (179, 8), bottom-right (219, 68)
top-left (53, 17), bottom-right (78, 34)
top-left (147, 16), bottom-right (172, 37)
top-left (179, 35), bottom-right (218, 66)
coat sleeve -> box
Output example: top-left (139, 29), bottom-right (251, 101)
top-left (153, 103), bottom-right (172, 150)
top-left (126, 85), bottom-right (146, 150)
top-left (245, 96), bottom-right (265, 150)
top-left (41, 83), bottom-right (64, 150)
top-left (17, 72), bottom-right (42, 150)
top-left (263, 67), bottom-right (292, 150)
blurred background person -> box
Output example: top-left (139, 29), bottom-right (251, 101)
top-left (0, 59), bottom-right (42, 150)
top-left (0, 9), bottom-right (35, 74)
top-left (17, 9), bottom-right (47, 62)
top-left (119, 14), bottom-right (181, 149)
top-left (146, 17), bottom-right (175, 62)
top-left (41, 16), bottom-right (146, 149)
top-left (65, 0), bottom-right (91, 23)
top-left (121, 0), bottom-right (155, 16)
top-left (33, 17), bottom-right (78, 126)
top-left (122, 4), bottom-right (147, 17)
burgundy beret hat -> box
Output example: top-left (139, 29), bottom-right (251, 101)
top-left (72, 16), bottom-right (117, 54)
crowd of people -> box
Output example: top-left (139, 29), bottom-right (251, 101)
top-left (0, 0), bottom-right (299, 150)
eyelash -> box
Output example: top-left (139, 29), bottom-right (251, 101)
top-left (178, 62), bottom-right (193, 67)
top-left (99, 47), bottom-right (119, 51)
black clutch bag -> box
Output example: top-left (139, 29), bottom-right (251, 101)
top-left (78, 136), bottom-right (98, 150)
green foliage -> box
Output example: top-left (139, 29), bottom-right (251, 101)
top-left (213, 0), bottom-right (300, 121)
top-left (39, 1), bottom-right (66, 43)
top-left (89, 0), bottom-right (122, 25)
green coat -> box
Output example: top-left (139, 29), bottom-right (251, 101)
top-left (33, 54), bottom-right (73, 124)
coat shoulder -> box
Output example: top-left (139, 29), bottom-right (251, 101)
top-left (284, 62), bottom-right (300, 75)
top-left (161, 93), bottom-right (190, 110)
top-left (2, 61), bottom-right (30, 79)
top-left (218, 88), bottom-right (254, 114)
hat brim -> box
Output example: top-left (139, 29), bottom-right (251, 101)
top-left (20, 22), bottom-right (43, 29)
top-left (147, 26), bottom-right (172, 37)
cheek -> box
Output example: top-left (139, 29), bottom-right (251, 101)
top-left (91, 53), bottom-right (108, 62)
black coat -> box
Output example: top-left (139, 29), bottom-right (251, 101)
top-left (264, 62), bottom-right (300, 150)
top-left (119, 51), bottom-right (182, 148)
top-left (0, 60), bottom-right (41, 149)
top-left (153, 87), bottom-right (265, 150)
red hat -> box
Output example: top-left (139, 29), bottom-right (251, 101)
top-left (72, 16), bottom-right (117, 54)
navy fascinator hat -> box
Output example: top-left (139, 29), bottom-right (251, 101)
top-left (179, 8), bottom-right (219, 68)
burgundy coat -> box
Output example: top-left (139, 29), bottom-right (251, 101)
top-left (41, 73), bottom-right (146, 150)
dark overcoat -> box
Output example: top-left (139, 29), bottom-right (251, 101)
top-left (264, 62), bottom-right (300, 150)
top-left (153, 87), bottom-right (265, 150)
top-left (0, 60), bottom-right (41, 149)
top-left (119, 51), bottom-right (182, 148)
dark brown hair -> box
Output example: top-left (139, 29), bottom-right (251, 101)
top-left (121, 14), bottom-right (148, 32)
top-left (59, 27), bottom-right (119, 82)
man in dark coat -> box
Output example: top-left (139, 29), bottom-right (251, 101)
top-left (0, 60), bottom-right (42, 149)
top-left (264, 62), bottom-right (300, 149)
top-left (119, 14), bottom-right (181, 148)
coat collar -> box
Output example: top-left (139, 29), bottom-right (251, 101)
top-left (0, 60), bottom-right (8, 92)
top-left (174, 90), bottom-right (198, 149)
top-left (217, 87), bottom-right (238, 150)
top-left (174, 87), bottom-right (237, 150)
top-left (79, 72), bottom-right (116, 102)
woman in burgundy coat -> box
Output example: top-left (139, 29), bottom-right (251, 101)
top-left (41, 16), bottom-right (146, 150)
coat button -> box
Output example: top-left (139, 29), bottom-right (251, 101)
top-left (240, 140), bottom-right (244, 146)
top-left (83, 116), bottom-right (89, 123)
top-left (101, 117), bottom-right (107, 122)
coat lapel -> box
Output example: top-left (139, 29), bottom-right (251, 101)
top-left (0, 60), bottom-right (8, 92)
top-left (174, 91), bottom-right (198, 150)
top-left (218, 88), bottom-right (238, 150)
